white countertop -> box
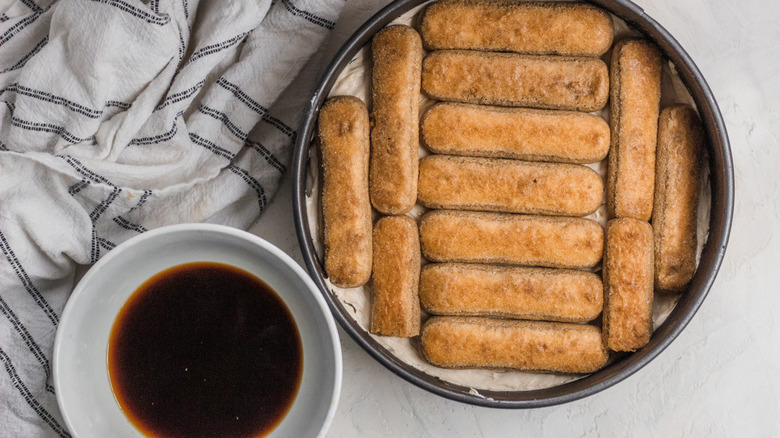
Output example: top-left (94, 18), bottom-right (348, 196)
top-left (249, 1), bottom-right (780, 436)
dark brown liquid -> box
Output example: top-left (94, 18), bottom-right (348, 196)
top-left (108, 262), bottom-right (302, 438)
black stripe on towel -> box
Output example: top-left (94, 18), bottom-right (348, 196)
top-left (130, 189), bottom-right (152, 212)
top-left (87, 187), bottom-right (120, 262)
top-left (129, 112), bottom-right (183, 145)
top-left (0, 348), bottom-right (71, 438)
top-left (89, 0), bottom-right (170, 26)
top-left (177, 30), bottom-right (186, 64)
top-left (106, 100), bottom-right (131, 110)
top-left (113, 216), bottom-right (148, 234)
top-left (197, 104), bottom-right (248, 140)
top-left (89, 186), bottom-right (121, 223)
top-left (67, 179), bottom-right (90, 195)
top-left (0, 84), bottom-right (131, 119)
top-left (7, 84), bottom-right (101, 118)
top-left (1, 36), bottom-right (48, 73)
top-left (97, 237), bottom-right (116, 251)
top-left (245, 139), bottom-right (286, 174)
top-left (228, 164), bottom-right (267, 212)
top-left (57, 155), bottom-right (115, 186)
top-left (89, 228), bottom-right (99, 263)
top-left (282, 0), bottom-right (335, 30)
top-left (0, 295), bottom-right (54, 393)
top-left (0, 230), bottom-right (59, 325)
top-left (187, 134), bottom-right (268, 211)
top-left (112, 189), bottom-right (152, 234)
top-left (11, 116), bottom-right (94, 144)
top-left (215, 78), bottom-right (266, 114)
top-left (188, 133), bottom-right (236, 160)
top-left (197, 104), bottom-right (286, 174)
top-left (184, 32), bottom-right (249, 67)
top-left (0, 11), bottom-right (44, 46)
top-left (215, 78), bottom-right (296, 139)
top-left (19, 0), bottom-right (43, 13)
top-left (157, 80), bottom-right (205, 111)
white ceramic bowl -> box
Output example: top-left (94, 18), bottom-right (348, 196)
top-left (53, 224), bottom-right (341, 438)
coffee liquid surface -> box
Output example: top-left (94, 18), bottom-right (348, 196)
top-left (108, 262), bottom-right (302, 438)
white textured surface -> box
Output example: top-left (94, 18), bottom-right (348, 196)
top-left (249, 0), bottom-right (780, 436)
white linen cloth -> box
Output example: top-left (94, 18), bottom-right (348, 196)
top-left (0, 0), bottom-right (343, 435)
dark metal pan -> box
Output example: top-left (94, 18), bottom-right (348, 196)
top-left (292, 0), bottom-right (734, 408)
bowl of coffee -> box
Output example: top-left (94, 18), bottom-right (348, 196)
top-left (53, 224), bottom-right (341, 437)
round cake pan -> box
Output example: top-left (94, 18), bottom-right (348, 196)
top-left (292, 0), bottom-right (734, 408)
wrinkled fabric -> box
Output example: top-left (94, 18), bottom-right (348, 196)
top-left (0, 0), bottom-right (342, 435)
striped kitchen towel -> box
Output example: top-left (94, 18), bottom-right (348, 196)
top-left (0, 0), bottom-right (343, 435)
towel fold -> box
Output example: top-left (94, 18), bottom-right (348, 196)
top-left (0, 0), bottom-right (343, 435)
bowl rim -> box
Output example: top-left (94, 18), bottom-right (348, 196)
top-left (291, 0), bottom-right (734, 408)
top-left (53, 223), bottom-right (343, 435)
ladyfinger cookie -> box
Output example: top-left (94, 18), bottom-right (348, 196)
top-left (653, 105), bottom-right (703, 292)
top-left (421, 102), bottom-right (610, 163)
top-left (420, 0), bottom-right (613, 56)
top-left (603, 218), bottom-right (654, 352)
top-left (370, 25), bottom-right (423, 215)
top-left (417, 155), bottom-right (603, 216)
top-left (421, 50), bottom-right (609, 111)
top-left (419, 210), bottom-right (604, 269)
top-left (421, 317), bottom-right (608, 373)
top-left (607, 39), bottom-right (663, 220)
top-left (318, 96), bottom-right (372, 288)
top-left (420, 263), bottom-right (603, 322)
top-left (370, 216), bottom-right (421, 337)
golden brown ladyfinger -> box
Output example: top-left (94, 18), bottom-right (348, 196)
top-left (653, 105), bottom-right (703, 292)
top-left (607, 39), bottom-right (663, 220)
top-left (417, 155), bottom-right (603, 216)
top-left (370, 216), bottom-right (421, 337)
top-left (603, 218), bottom-right (654, 352)
top-left (318, 96), bottom-right (372, 288)
top-left (420, 0), bottom-right (614, 56)
top-left (419, 210), bottom-right (604, 269)
top-left (421, 50), bottom-right (609, 111)
top-left (420, 263), bottom-right (603, 322)
top-left (421, 102), bottom-right (610, 163)
top-left (421, 317), bottom-right (608, 373)
top-left (370, 25), bottom-right (423, 215)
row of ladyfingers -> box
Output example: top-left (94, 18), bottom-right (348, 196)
top-left (317, 0), bottom-right (703, 374)
top-left (421, 0), bottom-right (700, 257)
top-left (604, 37), bottom-right (704, 352)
